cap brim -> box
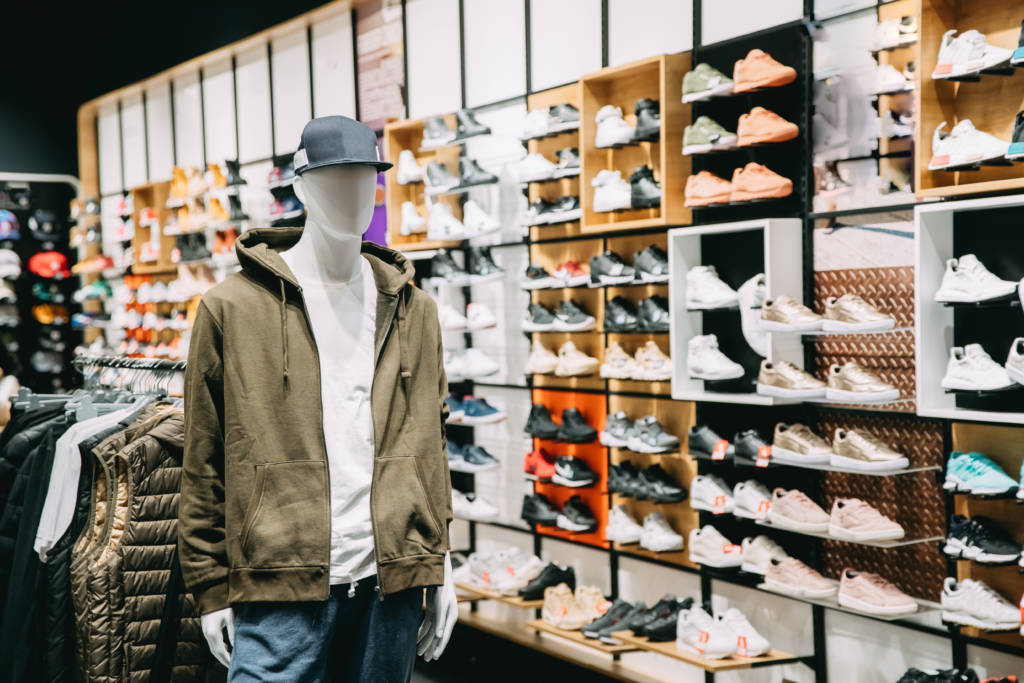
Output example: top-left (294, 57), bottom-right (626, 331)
top-left (295, 159), bottom-right (393, 175)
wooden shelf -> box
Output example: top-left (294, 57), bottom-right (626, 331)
top-left (455, 582), bottom-right (544, 609)
top-left (396, 238), bottom-right (462, 252)
top-left (612, 631), bottom-right (801, 672)
top-left (525, 619), bottom-right (638, 654)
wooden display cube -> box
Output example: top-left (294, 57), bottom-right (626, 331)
top-left (525, 82), bottom-right (584, 242)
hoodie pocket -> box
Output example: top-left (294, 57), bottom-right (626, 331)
top-left (240, 460), bottom-right (328, 569)
top-left (375, 455), bottom-right (443, 559)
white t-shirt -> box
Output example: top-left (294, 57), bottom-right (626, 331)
top-left (280, 253), bottom-right (378, 585)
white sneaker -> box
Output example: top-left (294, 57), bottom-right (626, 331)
top-left (605, 506), bottom-right (643, 544)
top-left (521, 109), bottom-right (553, 139)
top-left (633, 341), bottom-right (672, 381)
top-left (740, 535), bottom-right (788, 575)
top-left (676, 607), bottom-right (737, 659)
top-left (932, 29), bottom-right (1014, 80)
top-left (690, 474), bottom-right (734, 514)
top-left (555, 341), bottom-right (600, 377)
top-left (941, 344), bottom-right (1015, 391)
top-left (737, 273), bottom-right (769, 358)
top-left (462, 200), bottom-right (501, 236)
top-left (640, 512), bottom-right (684, 552)
top-left (689, 525), bottom-right (743, 567)
top-left (453, 489), bottom-right (498, 521)
top-left (444, 350), bottom-right (466, 381)
top-left (686, 265), bottom-right (738, 310)
top-left (439, 304), bottom-right (468, 331)
top-left (526, 339), bottom-right (558, 374)
top-left (600, 341), bottom-right (640, 379)
top-left (427, 203), bottom-right (467, 241)
top-left (595, 105), bottom-right (635, 148)
top-left (397, 150), bottom-right (423, 184)
top-left (513, 153), bottom-right (557, 182)
top-left (813, 33), bottom-right (842, 80)
top-left (1005, 338), bottom-right (1024, 385)
top-left (687, 334), bottom-right (744, 380)
top-left (813, 112), bottom-right (849, 153)
top-left (592, 170), bottom-right (632, 212)
top-left (466, 302), bottom-right (497, 330)
top-left (493, 555), bottom-right (545, 596)
top-left (461, 348), bottom-right (500, 378)
top-left (733, 480), bottom-right (771, 520)
top-left (934, 254), bottom-right (1017, 303)
top-left (874, 63), bottom-right (913, 95)
top-left (929, 120), bottom-right (1010, 170)
top-left (941, 578), bottom-right (1021, 631)
top-left (717, 608), bottom-right (771, 656)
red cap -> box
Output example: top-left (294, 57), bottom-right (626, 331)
top-left (28, 251), bottom-right (71, 279)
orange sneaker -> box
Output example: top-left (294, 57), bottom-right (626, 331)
top-left (685, 171), bottom-right (732, 207)
top-left (733, 49), bottom-right (797, 93)
top-left (208, 197), bottom-right (229, 223)
top-left (730, 163), bottom-right (793, 202)
top-left (170, 167), bottom-right (188, 200)
top-left (207, 162), bottom-right (227, 188)
top-left (737, 107), bottom-right (799, 146)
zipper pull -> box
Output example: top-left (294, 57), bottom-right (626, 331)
top-left (348, 580), bottom-right (358, 598)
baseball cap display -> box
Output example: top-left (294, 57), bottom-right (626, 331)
top-left (32, 282), bottom-right (64, 303)
top-left (30, 350), bottom-right (63, 374)
top-left (293, 115), bottom-right (392, 175)
top-left (28, 209), bottom-right (60, 241)
top-left (0, 249), bottom-right (21, 279)
top-left (0, 304), bottom-right (19, 326)
top-left (0, 210), bottom-right (20, 240)
top-left (29, 251), bottom-right (71, 279)
top-left (0, 281), bottom-right (16, 303)
top-left (33, 303), bottom-right (69, 325)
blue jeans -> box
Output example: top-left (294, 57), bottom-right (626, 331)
top-left (228, 579), bottom-right (422, 682)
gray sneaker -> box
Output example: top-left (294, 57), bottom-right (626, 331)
top-left (600, 410), bottom-right (634, 448)
top-left (683, 116), bottom-right (738, 154)
top-left (627, 416), bottom-right (680, 453)
top-left (682, 63), bottom-right (735, 103)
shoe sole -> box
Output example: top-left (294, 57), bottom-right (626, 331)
top-left (459, 413), bottom-right (507, 426)
top-left (522, 321), bottom-right (556, 332)
top-left (599, 432), bottom-right (630, 447)
top-left (828, 453), bottom-right (909, 472)
top-left (555, 364), bottom-right (599, 377)
top-left (934, 288), bottom-right (1017, 303)
top-left (932, 55), bottom-right (1013, 80)
top-left (942, 474), bottom-right (1017, 496)
top-left (827, 523), bottom-right (904, 542)
top-left (929, 150), bottom-right (1009, 171)
top-left (941, 611), bottom-right (1020, 631)
top-left (556, 514), bottom-right (597, 532)
top-left (734, 73), bottom-right (796, 92)
top-left (685, 192), bottom-right (732, 207)
top-left (449, 462), bottom-right (500, 474)
top-left (825, 387), bottom-right (900, 403)
top-left (770, 445), bottom-right (832, 465)
top-left (690, 499), bottom-right (735, 514)
top-left (766, 514), bottom-right (829, 534)
top-left (820, 319), bottom-right (896, 333)
top-left (690, 368), bottom-right (745, 381)
top-left (682, 82), bottom-right (735, 103)
top-left (758, 319), bottom-right (823, 332)
top-left (763, 578), bottom-right (836, 599)
top-left (737, 130), bottom-right (798, 147)
top-left (525, 429), bottom-right (560, 440)
top-left (940, 378), bottom-right (1016, 391)
top-left (838, 592), bottom-right (916, 616)
top-left (756, 383), bottom-right (826, 399)
top-left (521, 280), bottom-right (557, 290)
top-left (1007, 365), bottom-right (1024, 386)
top-left (688, 550), bottom-right (742, 568)
top-left (599, 368), bottom-right (634, 380)
top-left (528, 363), bottom-right (558, 375)
top-left (551, 474), bottom-right (598, 488)
top-left (638, 272), bottom-right (669, 283)
top-left (593, 274), bottom-right (637, 286)
top-left (942, 541), bottom-right (1020, 564)
top-left (626, 438), bottom-right (677, 454)
top-left (552, 320), bottom-right (596, 332)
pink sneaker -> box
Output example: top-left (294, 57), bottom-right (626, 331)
top-left (828, 499), bottom-right (904, 542)
top-left (764, 557), bottom-right (836, 598)
top-left (837, 569), bottom-right (916, 616)
top-left (767, 488), bottom-right (829, 533)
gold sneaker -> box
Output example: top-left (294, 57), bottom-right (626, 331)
top-left (757, 360), bottom-right (826, 398)
top-left (634, 341), bottom-right (672, 381)
top-left (825, 361), bottom-right (899, 403)
top-left (823, 294), bottom-right (895, 333)
top-left (170, 167), bottom-right (189, 201)
top-left (760, 294), bottom-right (823, 332)
top-left (772, 423), bottom-right (832, 464)
top-left (600, 341), bottom-right (639, 379)
top-left (831, 428), bottom-right (909, 471)
top-left (207, 162), bottom-right (227, 188)
top-left (208, 197), bottom-right (229, 223)
top-left (542, 583), bottom-right (590, 630)
top-left (574, 585), bottom-right (611, 621)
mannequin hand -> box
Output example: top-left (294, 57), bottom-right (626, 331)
top-left (417, 552), bottom-right (457, 661)
top-left (200, 607), bottom-right (235, 668)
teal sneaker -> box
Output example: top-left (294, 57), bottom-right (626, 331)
top-left (1018, 458), bottom-right (1024, 501)
top-left (682, 63), bottom-right (734, 103)
top-left (944, 451), bottom-right (1018, 496)
top-left (682, 116), bottom-right (738, 155)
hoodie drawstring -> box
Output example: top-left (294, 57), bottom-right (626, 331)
top-left (397, 290), bottom-right (411, 382)
top-left (279, 279), bottom-right (289, 382)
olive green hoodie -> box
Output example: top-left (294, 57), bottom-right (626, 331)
top-left (178, 227), bottom-right (451, 614)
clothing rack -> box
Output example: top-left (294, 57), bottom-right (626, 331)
top-left (71, 356), bottom-right (186, 396)
top-left (70, 356), bottom-right (187, 372)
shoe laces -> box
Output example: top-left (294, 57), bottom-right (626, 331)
top-left (960, 258), bottom-right (1004, 287)
top-left (788, 423), bottom-right (828, 447)
top-left (965, 580), bottom-right (1010, 608)
top-left (860, 571), bottom-right (899, 594)
top-left (776, 360), bottom-right (812, 381)
top-left (837, 294), bottom-right (878, 316)
top-left (840, 362), bottom-right (883, 384)
top-left (840, 499), bottom-right (888, 526)
top-left (847, 429), bottom-right (889, 452)
top-left (753, 535), bottom-right (785, 556)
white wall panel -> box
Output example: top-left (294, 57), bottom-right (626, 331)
top-left (97, 103), bottom-right (122, 196)
top-left (120, 93), bottom-right (147, 189)
top-left (609, 0), bottom-right (691, 66)
top-left (145, 82), bottom-right (174, 181)
top-left (202, 57), bottom-right (237, 164)
top-left (406, 0), bottom-right (461, 117)
top-left (530, 0), bottom-right (601, 90)
top-left (464, 0), bottom-right (525, 107)
top-left (702, 0), bottom-right (803, 45)
top-left (311, 11), bottom-right (357, 119)
top-left (826, 611), bottom-right (950, 682)
top-left (271, 28), bottom-right (312, 155)
top-left (173, 71), bottom-right (203, 168)
top-left (236, 44), bottom-right (273, 163)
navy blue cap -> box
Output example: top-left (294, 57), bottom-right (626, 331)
top-left (293, 116), bottom-right (392, 175)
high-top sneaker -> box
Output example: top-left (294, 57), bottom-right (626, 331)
top-left (1007, 110), bottom-right (1024, 160)
top-left (466, 246), bottom-right (504, 281)
top-left (228, 194), bottom-right (248, 222)
top-left (525, 403), bottom-right (560, 440)
top-left (422, 115), bottom-right (456, 149)
top-left (633, 99), bottom-right (661, 142)
top-left (455, 109), bottom-right (491, 140)
top-left (630, 166), bottom-right (662, 209)
top-left (400, 201), bottom-right (426, 235)
top-left (224, 159), bottom-right (246, 187)
top-left (397, 150), bottom-right (423, 184)
top-left (456, 157), bottom-right (498, 189)
top-left (554, 147), bottom-right (580, 177)
top-left (425, 161), bottom-right (459, 193)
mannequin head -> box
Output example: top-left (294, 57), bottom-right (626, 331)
top-left (294, 164), bottom-right (377, 239)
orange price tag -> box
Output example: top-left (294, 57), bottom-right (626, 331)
top-left (557, 605), bottom-right (568, 617)
top-left (737, 635), bottom-right (748, 657)
top-left (711, 439), bottom-right (729, 461)
top-left (597, 600), bottom-right (613, 614)
top-left (721, 543), bottom-right (741, 554)
top-left (506, 566), bottom-right (516, 575)
top-left (756, 499), bottom-right (771, 520)
top-left (697, 630), bottom-right (709, 653)
top-left (756, 445), bottom-right (771, 468)
top-left (713, 495), bottom-right (727, 515)
top-left (482, 571), bottom-right (491, 585)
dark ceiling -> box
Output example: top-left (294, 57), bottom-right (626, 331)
top-left (0, 1), bottom-right (331, 176)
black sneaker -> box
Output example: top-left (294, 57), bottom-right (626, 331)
top-left (944, 514), bottom-right (1021, 563)
top-left (425, 160), bottom-right (459, 191)
top-left (423, 116), bottom-right (456, 148)
top-left (630, 165), bottom-right (662, 209)
top-left (524, 198), bottom-right (556, 226)
top-left (1008, 110), bottom-right (1024, 159)
top-left (556, 495), bottom-right (597, 532)
top-left (636, 597), bottom-right (694, 639)
top-left (466, 246), bottom-right (503, 281)
top-left (732, 429), bottom-right (770, 463)
top-left (553, 300), bottom-right (595, 332)
top-left (456, 157), bottom-right (498, 189)
top-left (582, 599), bottom-right (635, 639)
top-left (688, 424), bottom-right (735, 459)
top-left (547, 196), bottom-right (582, 223)
top-left (590, 250), bottom-right (636, 286)
top-left (523, 302), bottom-right (557, 331)
top-left (228, 194), bottom-right (249, 222)
top-left (604, 296), bottom-right (639, 332)
top-left (554, 147), bottom-right (580, 177)
top-left (430, 248), bottom-right (468, 283)
top-left (225, 159), bottom-right (247, 187)
top-left (638, 464), bottom-right (687, 504)
top-left (519, 563), bottom-right (575, 600)
top-left (633, 98), bottom-right (661, 142)
top-left (557, 408), bottom-right (597, 443)
top-left (522, 264), bottom-right (557, 290)
top-left (608, 463), bottom-right (631, 496)
top-left (600, 410), bottom-right (634, 448)
top-left (637, 295), bottom-right (670, 332)
top-left (597, 601), bottom-right (647, 644)
top-left (177, 233), bottom-right (211, 262)
top-left (549, 103), bottom-right (580, 131)
top-left (624, 594), bottom-right (678, 633)
top-left (552, 456), bottom-right (599, 488)
top-left (455, 109), bottom-right (491, 140)
top-left (521, 493), bottom-right (559, 526)
top-left (633, 245), bottom-right (669, 283)
top-left (525, 403), bottom-right (560, 439)
top-left (611, 461), bottom-right (642, 498)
